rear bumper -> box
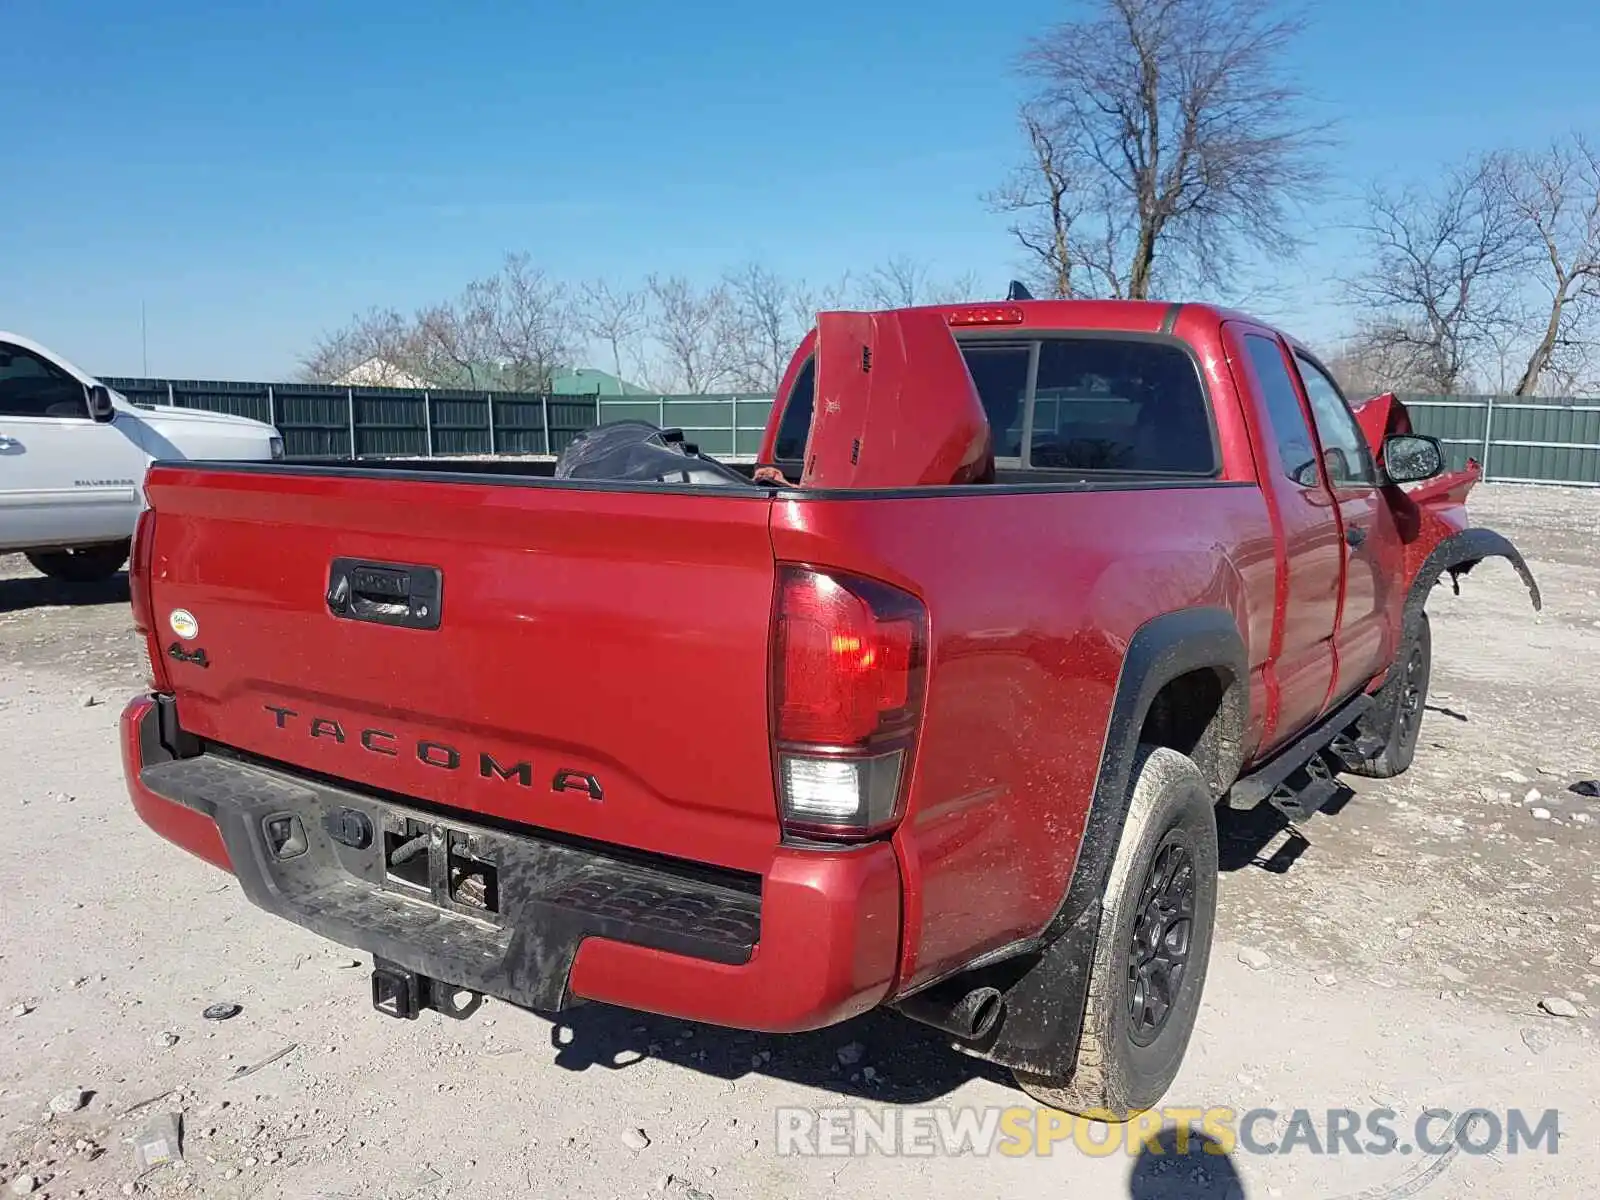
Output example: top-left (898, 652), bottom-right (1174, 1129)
top-left (121, 695), bottom-right (901, 1032)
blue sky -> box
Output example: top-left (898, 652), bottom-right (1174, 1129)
top-left (2, 0), bottom-right (1597, 380)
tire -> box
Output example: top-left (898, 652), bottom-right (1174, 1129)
top-left (25, 540), bottom-right (131, 584)
top-left (1013, 744), bottom-right (1219, 1122)
top-left (1345, 612), bottom-right (1431, 780)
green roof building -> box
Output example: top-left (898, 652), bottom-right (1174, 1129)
top-left (549, 368), bottom-right (650, 396)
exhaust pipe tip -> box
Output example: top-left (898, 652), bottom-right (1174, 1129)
top-left (894, 982), bottom-right (1006, 1042)
top-left (951, 986), bottom-right (1005, 1040)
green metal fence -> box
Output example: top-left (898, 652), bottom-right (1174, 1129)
top-left (101, 377), bottom-right (1600, 484)
top-left (102, 378), bottom-right (606, 459)
top-left (1398, 395), bottom-right (1600, 486)
top-left (102, 378), bottom-right (776, 460)
top-left (594, 395), bottom-right (775, 458)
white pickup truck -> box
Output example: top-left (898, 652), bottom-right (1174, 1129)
top-left (1, 331), bottom-right (283, 583)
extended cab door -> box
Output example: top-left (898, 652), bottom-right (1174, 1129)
top-left (1225, 324), bottom-right (1344, 750)
top-left (0, 339), bottom-right (147, 551)
top-left (1287, 350), bottom-right (1403, 699)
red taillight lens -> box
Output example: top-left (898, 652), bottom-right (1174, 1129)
top-left (130, 504), bottom-right (170, 691)
top-left (775, 568), bottom-right (925, 747)
top-left (772, 566), bottom-right (928, 840)
top-left (129, 507), bottom-right (154, 633)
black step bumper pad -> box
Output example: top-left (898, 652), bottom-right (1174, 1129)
top-left (139, 752), bottom-right (761, 1012)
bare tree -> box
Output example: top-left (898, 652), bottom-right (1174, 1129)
top-left (927, 269), bottom-right (983, 305)
top-left (489, 252), bottom-right (573, 391)
top-left (862, 256), bottom-right (931, 307)
top-left (307, 255), bottom-right (572, 392)
top-left (1467, 299), bottom-right (1569, 394)
top-left (643, 275), bottom-right (736, 393)
top-left (985, 105), bottom-right (1086, 298)
top-left (1324, 323), bottom-right (1446, 398)
top-left (1346, 155), bottom-right (1532, 393)
top-left (993, 0), bottom-right (1325, 299)
top-left (1498, 136), bottom-right (1600, 395)
top-left (412, 277), bottom-right (499, 390)
top-left (575, 279), bottom-right (649, 383)
top-left (789, 272), bottom-right (856, 331)
top-left (861, 256), bottom-right (982, 307)
top-left (1532, 333), bottom-right (1599, 396)
top-left (299, 307), bottom-right (422, 383)
top-left (720, 264), bottom-right (801, 392)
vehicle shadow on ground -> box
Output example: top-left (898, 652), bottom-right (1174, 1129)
top-left (1128, 1129), bottom-right (1244, 1198)
top-left (546, 778), bottom-right (1368, 1099)
top-left (544, 1000), bottom-right (1017, 1103)
top-left (0, 570), bottom-right (130, 614)
top-left (1215, 777), bottom-right (1356, 875)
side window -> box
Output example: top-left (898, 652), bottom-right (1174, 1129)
top-left (1027, 338), bottom-right (1216, 473)
top-left (771, 357), bottom-right (814, 463)
top-left (1294, 354), bottom-right (1377, 487)
top-left (1243, 335), bottom-right (1319, 486)
top-left (958, 343), bottom-right (1031, 458)
top-left (0, 344), bottom-right (89, 419)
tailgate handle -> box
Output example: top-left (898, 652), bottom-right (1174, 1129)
top-left (326, 558), bottom-right (442, 630)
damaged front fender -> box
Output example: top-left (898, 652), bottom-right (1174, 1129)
top-left (1369, 401), bottom-right (1542, 631)
top-left (1401, 526), bottom-right (1543, 635)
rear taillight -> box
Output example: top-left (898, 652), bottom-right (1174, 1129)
top-left (772, 566), bottom-right (928, 840)
top-left (130, 505), bottom-right (170, 691)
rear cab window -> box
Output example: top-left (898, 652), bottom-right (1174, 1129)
top-left (1025, 338), bottom-right (1215, 474)
top-left (768, 332), bottom-right (1218, 478)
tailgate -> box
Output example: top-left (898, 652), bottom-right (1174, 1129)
top-left (141, 466), bottom-right (782, 873)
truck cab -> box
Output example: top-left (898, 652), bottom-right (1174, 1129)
top-left (0, 331), bottom-right (283, 582)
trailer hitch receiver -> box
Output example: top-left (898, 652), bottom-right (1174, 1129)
top-left (370, 959), bottom-right (484, 1021)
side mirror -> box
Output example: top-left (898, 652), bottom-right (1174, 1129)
top-left (88, 384), bottom-right (117, 423)
top-left (1382, 433), bottom-right (1444, 484)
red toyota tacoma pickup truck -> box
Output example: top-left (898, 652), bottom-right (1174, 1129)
top-left (120, 299), bottom-right (1539, 1119)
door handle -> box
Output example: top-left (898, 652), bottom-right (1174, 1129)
top-left (1345, 525), bottom-right (1367, 548)
top-left (326, 558), bottom-right (443, 630)
top-left (0, 435), bottom-right (20, 450)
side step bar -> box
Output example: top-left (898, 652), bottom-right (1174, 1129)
top-left (1227, 692), bottom-right (1372, 811)
top-left (1262, 755), bottom-right (1341, 822)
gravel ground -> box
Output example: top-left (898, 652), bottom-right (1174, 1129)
top-left (0, 482), bottom-right (1597, 1199)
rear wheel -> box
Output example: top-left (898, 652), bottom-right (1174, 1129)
top-left (1013, 744), bottom-right (1218, 1121)
top-left (25, 540), bottom-right (131, 584)
top-left (1346, 613), bottom-right (1431, 779)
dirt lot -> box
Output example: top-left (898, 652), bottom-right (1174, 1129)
top-left (1, 482), bottom-right (1597, 1199)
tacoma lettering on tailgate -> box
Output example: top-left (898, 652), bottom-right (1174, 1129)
top-left (262, 705), bottom-right (604, 800)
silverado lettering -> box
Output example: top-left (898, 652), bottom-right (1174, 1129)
top-left (123, 297), bottom-right (1540, 1126)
